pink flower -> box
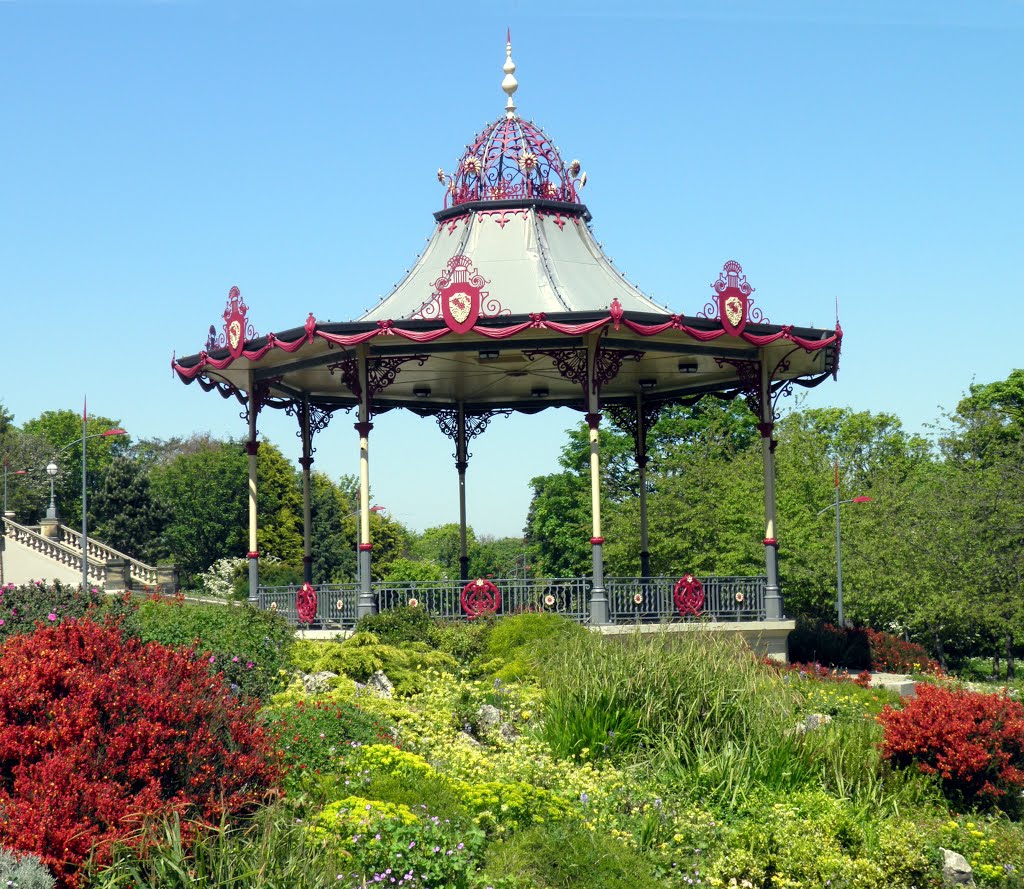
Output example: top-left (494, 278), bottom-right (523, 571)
top-left (232, 656), bottom-right (240, 663)
top-left (246, 662), bottom-right (254, 669)
top-left (47, 613), bottom-right (57, 621)
top-left (208, 655), bottom-right (216, 664)
top-left (0, 619), bottom-right (5, 626)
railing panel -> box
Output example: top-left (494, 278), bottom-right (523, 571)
top-left (258, 577), bottom-right (591, 628)
top-left (606, 575), bottom-right (766, 622)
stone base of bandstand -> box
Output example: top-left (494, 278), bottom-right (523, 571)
top-left (293, 619), bottom-right (796, 663)
top-left (596, 619), bottom-right (795, 663)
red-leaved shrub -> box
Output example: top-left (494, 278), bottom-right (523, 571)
top-left (865, 627), bottom-right (939, 674)
top-left (879, 683), bottom-right (1024, 810)
top-left (0, 619), bottom-right (280, 887)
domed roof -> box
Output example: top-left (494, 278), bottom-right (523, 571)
top-left (437, 34), bottom-right (585, 210)
top-left (441, 116), bottom-right (582, 208)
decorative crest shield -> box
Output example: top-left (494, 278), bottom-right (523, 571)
top-left (219, 286), bottom-right (257, 359)
top-left (712, 260), bottom-right (754, 337)
top-left (434, 255), bottom-right (489, 334)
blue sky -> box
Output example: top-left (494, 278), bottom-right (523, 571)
top-left (2, 1), bottom-right (1022, 538)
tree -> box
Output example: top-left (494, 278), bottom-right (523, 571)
top-left (256, 442), bottom-right (303, 564)
top-left (150, 440), bottom-right (248, 580)
top-left (21, 409), bottom-right (129, 524)
top-left (89, 455), bottom-right (164, 561)
top-left (310, 471), bottom-right (356, 583)
top-left (410, 523), bottom-right (471, 578)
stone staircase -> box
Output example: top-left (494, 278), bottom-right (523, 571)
top-left (0, 515), bottom-right (175, 592)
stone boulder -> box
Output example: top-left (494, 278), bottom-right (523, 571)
top-left (941, 848), bottom-right (975, 886)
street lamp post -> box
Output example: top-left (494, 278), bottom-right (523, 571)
top-left (49, 421), bottom-right (127, 591)
top-left (816, 461), bottom-right (872, 626)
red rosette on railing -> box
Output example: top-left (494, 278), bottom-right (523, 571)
top-left (673, 574), bottom-right (704, 617)
top-left (296, 582), bottom-right (318, 625)
top-left (461, 578), bottom-right (500, 620)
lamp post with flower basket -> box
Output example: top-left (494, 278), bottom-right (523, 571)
top-left (816, 461), bottom-right (872, 627)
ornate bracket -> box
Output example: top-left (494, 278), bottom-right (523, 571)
top-left (715, 352), bottom-right (797, 432)
top-left (435, 409), bottom-right (513, 467)
top-left (285, 401), bottom-right (347, 460)
top-left (524, 345), bottom-right (644, 393)
top-left (239, 376), bottom-right (285, 425)
top-left (607, 401), bottom-right (665, 467)
top-left (329, 354), bottom-right (430, 400)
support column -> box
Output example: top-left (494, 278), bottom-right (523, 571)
top-left (760, 358), bottom-right (782, 620)
top-left (586, 335), bottom-right (609, 625)
top-left (299, 396), bottom-right (314, 585)
top-left (245, 371), bottom-right (260, 602)
top-left (355, 346), bottom-right (376, 618)
top-left (636, 394), bottom-right (651, 580)
top-left (456, 402), bottom-right (470, 582)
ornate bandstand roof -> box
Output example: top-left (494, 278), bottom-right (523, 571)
top-left (172, 36), bottom-right (841, 422)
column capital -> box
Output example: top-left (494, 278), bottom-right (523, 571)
top-left (354, 421), bottom-right (374, 437)
top-left (757, 421), bottom-right (774, 438)
top-left (298, 456), bottom-right (314, 470)
top-left (244, 440), bottom-right (261, 456)
top-left (585, 412), bottom-right (602, 430)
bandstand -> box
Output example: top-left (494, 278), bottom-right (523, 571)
top-left (171, 37), bottom-right (841, 630)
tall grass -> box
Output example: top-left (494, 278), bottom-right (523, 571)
top-left (86, 805), bottom-right (350, 889)
top-left (535, 626), bottom-right (942, 811)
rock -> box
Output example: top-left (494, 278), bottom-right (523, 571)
top-left (499, 722), bottom-right (517, 742)
top-left (457, 731), bottom-right (481, 746)
top-left (301, 671), bottom-right (338, 694)
top-left (941, 848), bottom-right (975, 886)
top-left (366, 670), bottom-right (394, 698)
top-left (477, 704), bottom-right (502, 731)
top-left (794, 713), bottom-right (832, 734)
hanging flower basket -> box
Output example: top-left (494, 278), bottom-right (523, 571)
top-left (461, 578), bottom-right (500, 620)
top-left (673, 574), bottom-right (704, 617)
top-left (296, 582), bottom-right (317, 625)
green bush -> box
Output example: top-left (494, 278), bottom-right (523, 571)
top-left (262, 697), bottom-right (394, 780)
top-left (0, 848), bottom-right (56, 889)
top-left (481, 822), bottom-right (661, 889)
top-left (0, 580), bottom-right (119, 641)
top-left (133, 594), bottom-right (293, 700)
top-left (311, 634), bottom-right (458, 695)
top-left (481, 612), bottom-right (586, 681)
top-left (355, 605), bottom-right (436, 644)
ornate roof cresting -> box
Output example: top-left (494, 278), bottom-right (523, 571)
top-left (436, 34), bottom-right (587, 208)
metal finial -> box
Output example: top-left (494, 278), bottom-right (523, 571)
top-left (501, 29), bottom-right (518, 119)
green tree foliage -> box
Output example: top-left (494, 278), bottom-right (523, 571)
top-left (310, 471), bottom-right (356, 583)
top-left (89, 455), bottom-right (165, 561)
top-left (21, 408), bottom-right (129, 524)
top-left (255, 442), bottom-right (303, 564)
top-left (150, 439), bottom-right (248, 579)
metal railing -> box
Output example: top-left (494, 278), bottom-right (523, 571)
top-left (257, 574), bottom-right (766, 628)
top-left (607, 575), bottom-right (766, 623)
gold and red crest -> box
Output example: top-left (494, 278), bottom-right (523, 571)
top-left (220, 286), bottom-right (255, 359)
top-left (712, 260), bottom-right (753, 337)
top-left (433, 255), bottom-right (489, 334)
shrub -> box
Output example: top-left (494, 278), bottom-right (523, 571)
top-left (480, 821), bottom-right (661, 889)
top-left (879, 683), bottom-right (1024, 811)
top-left (133, 593), bottom-right (293, 700)
top-left (787, 620), bottom-right (870, 670)
top-left (312, 634), bottom-right (458, 695)
top-left (865, 627), bottom-right (939, 674)
top-left (481, 612), bottom-right (586, 681)
top-left (355, 605), bottom-right (436, 645)
top-left (0, 619), bottom-right (280, 887)
top-left (0, 848), bottom-right (56, 889)
top-left (311, 796), bottom-right (484, 888)
top-left (0, 580), bottom-right (107, 641)
top-left (262, 698), bottom-right (395, 778)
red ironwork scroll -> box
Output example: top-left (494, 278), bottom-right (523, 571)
top-left (673, 574), bottom-right (704, 617)
top-left (296, 582), bottom-right (317, 625)
top-left (461, 578), bottom-right (501, 620)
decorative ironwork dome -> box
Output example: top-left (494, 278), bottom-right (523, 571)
top-left (441, 116), bottom-right (583, 208)
top-left (437, 32), bottom-right (585, 210)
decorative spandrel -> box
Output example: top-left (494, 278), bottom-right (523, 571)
top-left (434, 408), bottom-right (514, 466)
top-left (329, 354), bottom-right (430, 400)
